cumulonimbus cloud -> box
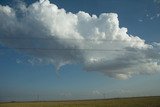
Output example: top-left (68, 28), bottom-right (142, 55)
top-left (0, 0), bottom-right (160, 79)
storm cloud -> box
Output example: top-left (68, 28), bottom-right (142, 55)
top-left (0, 0), bottom-right (160, 79)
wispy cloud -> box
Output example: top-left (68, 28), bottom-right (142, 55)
top-left (154, 0), bottom-right (160, 4)
top-left (138, 19), bottom-right (143, 22)
top-left (16, 59), bottom-right (23, 64)
top-left (92, 90), bottom-right (101, 95)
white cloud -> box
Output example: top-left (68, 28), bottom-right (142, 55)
top-left (138, 19), bottom-right (143, 22)
top-left (27, 58), bottom-right (42, 65)
top-left (92, 90), bottom-right (101, 95)
top-left (150, 16), bottom-right (155, 20)
top-left (16, 59), bottom-right (23, 64)
top-left (0, 0), bottom-right (160, 79)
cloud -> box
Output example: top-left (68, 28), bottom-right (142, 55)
top-left (27, 58), bottom-right (42, 65)
top-left (16, 59), bottom-right (23, 64)
top-left (92, 90), bottom-right (101, 95)
top-left (154, 0), bottom-right (160, 4)
top-left (138, 19), bottom-right (143, 22)
top-left (146, 14), bottom-right (160, 20)
top-left (0, 0), bottom-right (160, 79)
top-left (60, 92), bottom-right (72, 97)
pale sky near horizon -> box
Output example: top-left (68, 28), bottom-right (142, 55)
top-left (0, 0), bottom-right (160, 101)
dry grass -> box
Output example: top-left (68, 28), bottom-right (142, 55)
top-left (0, 96), bottom-right (160, 107)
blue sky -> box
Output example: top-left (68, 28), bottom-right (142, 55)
top-left (0, 0), bottom-right (160, 101)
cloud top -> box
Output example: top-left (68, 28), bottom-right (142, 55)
top-left (0, 0), bottom-right (160, 79)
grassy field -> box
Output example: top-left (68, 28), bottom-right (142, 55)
top-left (0, 96), bottom-right (160, 107)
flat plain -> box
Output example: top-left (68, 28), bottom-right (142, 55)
top-left (0, 96), bottom-right (160, 107)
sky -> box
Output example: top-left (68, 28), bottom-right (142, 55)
top-left (0, 0), bottom-right (160, 101)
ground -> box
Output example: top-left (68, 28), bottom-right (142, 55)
top-left (0, 96), bottom-right (160, 107)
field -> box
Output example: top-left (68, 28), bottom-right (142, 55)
top-left (0, 96), bottom-right (160, 107)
